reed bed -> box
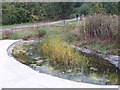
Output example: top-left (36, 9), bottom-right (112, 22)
top-left (40, 36), bottom-right (87, 68)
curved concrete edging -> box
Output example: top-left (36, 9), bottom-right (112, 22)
top-left (7, 40), bottom-right (42, 57)
top-left (0, 40), bottom-right (119, 88)
top-left (8, 40), bottom-right (120, 69)
top-left (71, 45), bottom-right (120, 69)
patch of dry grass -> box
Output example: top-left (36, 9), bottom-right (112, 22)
top-left (2, 26), bottom-right (47, 40)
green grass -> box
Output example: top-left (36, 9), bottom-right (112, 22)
top-left (57, 20), bottom-right (79, 24)
top-left (0, 22), bottom-right (34, 29)
top-left (1, 20), bottom-right (78, 28)
top-left (68, 20), bottom-right (79, 24)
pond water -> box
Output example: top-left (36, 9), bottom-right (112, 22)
top-left (12, 42), bottom-right (120, 85)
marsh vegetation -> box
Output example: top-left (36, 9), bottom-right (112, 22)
top-left (2, 2), bottom-right (119, 85)
top-left (2, 14), bottom-right (119, 55)
top-left (13, 40), bottom-right (120, 85)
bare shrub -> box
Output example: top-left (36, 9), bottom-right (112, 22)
top-left (79, 14), bottom-right (118, 41)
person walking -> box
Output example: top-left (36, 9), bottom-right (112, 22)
top-left (76, 14), bottom-right (79, 20)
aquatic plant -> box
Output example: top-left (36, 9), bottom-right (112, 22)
top-left (40, 36), bottom-right (87, 68)
top-left (12, 40), bottom-right (119, 85)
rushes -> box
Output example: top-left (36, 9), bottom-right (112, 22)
top-left (40, 36), bottom-right (86, 68)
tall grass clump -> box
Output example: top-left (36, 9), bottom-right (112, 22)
top-left (79, 14), bottom-right (118, 41)
top-left (40, 36), bottom-right (87, 68)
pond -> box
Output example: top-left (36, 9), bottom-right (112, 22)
top-left (12, 42), bottom-right (120, 85)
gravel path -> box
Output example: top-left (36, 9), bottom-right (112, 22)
top-left (0, 18), bottom-right (79, 32)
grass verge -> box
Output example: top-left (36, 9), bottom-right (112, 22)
top-left (0, 22), bottom-right (34, 29)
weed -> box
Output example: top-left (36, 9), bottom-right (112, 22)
top-left (37, 29), bottom-right (46, 38)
